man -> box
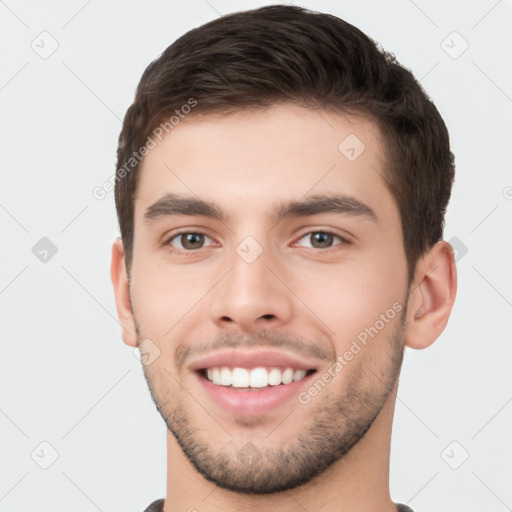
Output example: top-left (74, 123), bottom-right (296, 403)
top-left (111, 5), bottom-right (457, 512)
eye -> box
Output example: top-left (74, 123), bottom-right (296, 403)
top-left (295, 230), bottom-right (346, 249)
top-left (166, 232), bottom-right (215, 251)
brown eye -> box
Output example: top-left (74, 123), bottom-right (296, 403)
top-left (295, 231), bottom-right (344, 249)
top-left (168, 232), bottom-right (213, 250)
top-left (310, 232), bottom-right (334, 248)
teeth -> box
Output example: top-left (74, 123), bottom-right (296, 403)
top-left (232, 367), bottom-right (250, 387)
top-left (268, 368), bottom-right (282, 386)
top-left (249, 367), bottom-right (268, 388)
top-left (282, 368), bottom-right (294, 384)
top-left (204, 366), bottom-right (310, 388)
top-left (293, 369), bottom-right (306, 381)
top-left (220, 367), bottom-right (231, 386)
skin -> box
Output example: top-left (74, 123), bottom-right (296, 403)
top-left (111, 104), bottom-right (457, 512)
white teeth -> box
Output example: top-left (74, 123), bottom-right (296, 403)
top-left (282, 368), bottom-right (294, 384)
top-left (293, 369), bottom-right (306, 381)
top-left (203, 366), bottom-right (310, 387)
top-left (249, 367), bottom-right (268, 388)
top-left (232, 367), bottom-right (250, 388)
top-left (220, 367), bottom-right (232, 386)
top-left (268, 368), bottom-right (282, 386)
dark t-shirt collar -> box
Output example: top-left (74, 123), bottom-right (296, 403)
top-left (143, 498), bottom-right (414, 512)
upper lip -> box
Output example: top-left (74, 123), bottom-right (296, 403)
top-left (188, 349), bottom-right (320, 372)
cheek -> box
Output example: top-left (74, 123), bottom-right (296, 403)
top-left (130, 259), bottom-right (215, 339)
top-left (283, 255), bottom-right (405, 346)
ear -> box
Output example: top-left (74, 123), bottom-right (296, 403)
top-left (404, 240), bottom-right (457, 350)
top-left (110, 238), bottom-right (138, 347)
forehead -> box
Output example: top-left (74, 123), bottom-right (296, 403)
top-left (134, 104), bottom-right (396, 224)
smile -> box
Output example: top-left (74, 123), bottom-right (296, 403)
top-left (200, 366), bottom-right (315, 389)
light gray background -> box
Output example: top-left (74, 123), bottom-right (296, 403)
top-left (1, 0), bottom-right (511, 510)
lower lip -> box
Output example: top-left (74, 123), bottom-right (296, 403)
top-left (195, 371), bottom-right (316, 416)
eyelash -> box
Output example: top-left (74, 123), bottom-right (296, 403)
top-left (163, 229), bottom-right (350, 255)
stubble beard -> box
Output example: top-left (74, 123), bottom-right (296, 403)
top-left (138, 308), bottom-right (406, 495)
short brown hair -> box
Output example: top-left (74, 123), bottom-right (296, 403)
top-left (115, 4), bottom-right (455, 282)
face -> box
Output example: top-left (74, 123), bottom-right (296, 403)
top-left (127, 104), bottom-right (410, 493)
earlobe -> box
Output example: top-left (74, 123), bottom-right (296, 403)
top-left (110, 238), bottom-right (138, 347)
top-left (404, 241), bottom-right (457, 350)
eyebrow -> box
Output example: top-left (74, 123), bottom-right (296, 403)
top-left (143, 193), bottom-right (378, 225)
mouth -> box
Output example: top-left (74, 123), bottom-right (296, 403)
top-left (197, 366), bottom-right (317, 390)
top-left (189, 349), bottom-right (321, 416)
top-left (189, 349), bottom-right (322, 415)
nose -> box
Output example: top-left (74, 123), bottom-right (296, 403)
top-left (209, 244), bottom-right (294, 334)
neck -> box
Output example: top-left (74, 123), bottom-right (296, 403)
top-left (163, 381), bottom-right (399, 512)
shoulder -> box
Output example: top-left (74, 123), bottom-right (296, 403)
top-left (396, 504), bottom-right (415, 512)
top-left (142, 498), bottom-right (165, 512)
